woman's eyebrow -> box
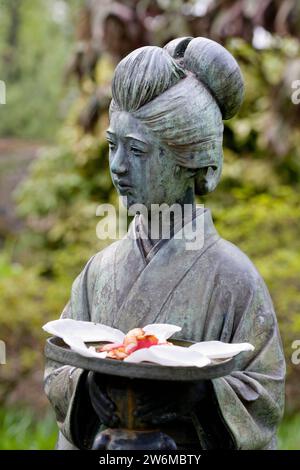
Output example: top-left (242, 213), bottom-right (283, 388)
top-left (124, 134), bottom-right (149, 145)
top-left (106, 130), bottom-right (116, 139)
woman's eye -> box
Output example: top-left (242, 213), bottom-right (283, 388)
top-left (131, 147), bottom-right (145, 156)
top-left (108, 141), bottom-right (116, 151)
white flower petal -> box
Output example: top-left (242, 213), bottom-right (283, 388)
top-left (63, 336), bottom-right (107, 359)
top-left (124, 344), bottom-right (211, 368)
top-left (189, 341), bottom-right (254, 359)
top-left (143, 324), bottom-right (181, 342)
top-left (43, 319), bottom-right (125, 343)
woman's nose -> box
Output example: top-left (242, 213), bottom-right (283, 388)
top-left (110, 145), bottom-right (129, 176)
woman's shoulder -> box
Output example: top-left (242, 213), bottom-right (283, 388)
top-left (207, 236), bottom-right (265, 290)
top-left (91, 239), bottom-right (122, 263)
top-left (207, 237), bottom-right (277, 332)
top-left (87, 238), bottom-right (125, 275)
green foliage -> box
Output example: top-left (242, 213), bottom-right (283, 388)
top-left (13, 140), bottom-right (112, 275)
top-left (278, 414), bottom-right (300, 450)
top-left (0, 250), bottom-right (68, 406)
top-left (0, 408), bottom-right (57, 450)
top-left (226, 38), bottom-right (300, 185)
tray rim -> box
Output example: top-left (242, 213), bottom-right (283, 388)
top-left (45, 336), bottom-right (241, 382)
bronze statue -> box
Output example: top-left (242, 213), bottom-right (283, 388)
top-left (44, 37), bottom-right (285, 450)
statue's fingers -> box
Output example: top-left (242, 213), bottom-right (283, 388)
top-left (90, 396), bottom-right (111, 418)
top-left (88, 377), bottom-right (115, 411)
top-left (135, 396), bottom-right (172, 416)
top-left (97, 388), bottom-right (116, 411)
top-left (89, 387), bottom-right (111, 412)
top-left (135, 402), bottom-right (175, 421)
top-left (152, 412), bottom-right (178, 425)
top-left (148, 412), bottom-right (178, 426)
top-left (91, 399), bottom-right (119, 426)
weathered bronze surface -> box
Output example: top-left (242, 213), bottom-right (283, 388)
top-left (45, 337), bottom-right (240, 381)
top-left (44, 36), bottom-right (286, 450)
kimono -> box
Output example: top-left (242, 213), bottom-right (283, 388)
top-left (44, 207), bottom-right (285, 450)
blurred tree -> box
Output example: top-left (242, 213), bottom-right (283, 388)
top-left (0, 0), bottom-right (79, 140)
top-left (2, 0), bottom-right (22, 81)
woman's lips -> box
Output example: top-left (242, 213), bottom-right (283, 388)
top-left (115, 180), bottom-right (132, 193)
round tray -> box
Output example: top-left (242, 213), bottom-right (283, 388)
top-left (45, 336), bottom-right (240, 382)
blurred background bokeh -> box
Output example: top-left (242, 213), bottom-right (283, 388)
top-left (0, 0), bottom-right (299, 449)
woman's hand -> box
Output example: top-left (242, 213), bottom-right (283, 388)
top-left (87, 371), bottom-right (120, 427)
top-left (134, 380), bottom-right (209, 425)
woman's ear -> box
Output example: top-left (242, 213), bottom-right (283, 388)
top-left (194, 164), bottom-right (222, 195)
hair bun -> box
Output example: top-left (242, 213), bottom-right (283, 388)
top-left (164, 37), bottom-right (244, 120)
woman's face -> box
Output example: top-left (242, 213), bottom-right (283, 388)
top-left (107, 112), bottom-right (193, 211)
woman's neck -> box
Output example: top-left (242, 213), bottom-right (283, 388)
top-left (141, 186), bottom-right (196, 243)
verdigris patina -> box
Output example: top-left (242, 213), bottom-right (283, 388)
top-left (44, 37), bottom-right (285, 450)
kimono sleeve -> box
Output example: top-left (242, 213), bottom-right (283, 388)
top-left (211, 275), bottom-right (286, 449)
top-left (43, 256), bottom-right (101, 449)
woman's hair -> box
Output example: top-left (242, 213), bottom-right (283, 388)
top-left (109, 37), bottom-right (244, 194)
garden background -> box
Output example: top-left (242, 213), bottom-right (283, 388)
top-left (0, 0), bottom-right (299, 449)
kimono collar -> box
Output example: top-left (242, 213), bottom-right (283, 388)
top-left (127, 205), bottom-right (218, 258)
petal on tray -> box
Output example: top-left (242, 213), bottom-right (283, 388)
top-left (189, 341), bottom-right (254, 359)
top-left (63, 336), bottom-right (107, 359)
top-left (42, 319), bottom-right (125, 343)
top-left (124, 344), bottom-right (211, 368)
top-left (143, 323), bottom-right (181, 342)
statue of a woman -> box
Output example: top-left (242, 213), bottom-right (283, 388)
top-left (44, 37), bottom-right (285, 450)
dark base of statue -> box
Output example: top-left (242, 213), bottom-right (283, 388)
top-left (92, 429), bottom-right (177, 450)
